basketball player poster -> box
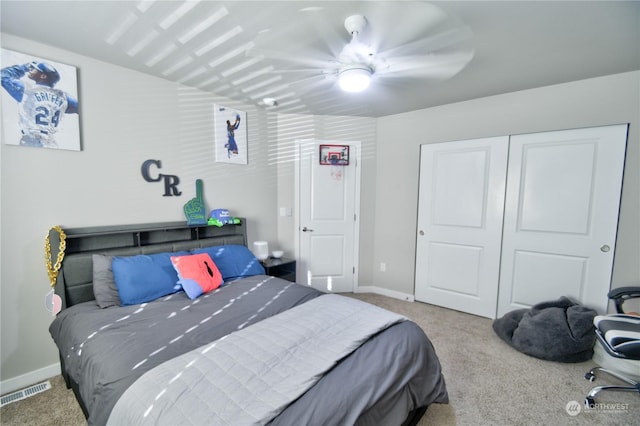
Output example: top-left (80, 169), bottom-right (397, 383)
top-left (1, 48), bottom-right (81, 151)
top-left (214, 104), bottom-right (247, 164)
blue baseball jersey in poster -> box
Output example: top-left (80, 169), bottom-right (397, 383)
top-left (1, 63), bottom-right (78, 148)
top-left (225, 114), bottom-right (241, 157)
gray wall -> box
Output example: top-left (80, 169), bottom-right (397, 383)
top-left (373, 71), bottom-right (640, 298)
top-left (0, 34), bottom-right (379, 387)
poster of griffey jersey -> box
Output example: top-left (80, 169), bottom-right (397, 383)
top-left (1, 48), bottom-right (81, 151)
top-left (214, 104), bottom-right (247, 164)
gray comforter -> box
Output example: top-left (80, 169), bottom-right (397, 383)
top-left (50, 276), bottom-right (448, 425)
top-left (108, 294), bottom-right (407, 425)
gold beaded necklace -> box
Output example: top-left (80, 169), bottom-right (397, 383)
top-left (45, 225), bottom-right (67, 287)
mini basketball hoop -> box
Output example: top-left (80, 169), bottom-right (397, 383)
top-left (319, 144), bottom-right (349, 166)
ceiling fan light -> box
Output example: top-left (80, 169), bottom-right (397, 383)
top-left (338, 65), bottom-right (371, 93)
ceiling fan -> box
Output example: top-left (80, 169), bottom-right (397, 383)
top-left (247, 2), bottom-right (475, 96)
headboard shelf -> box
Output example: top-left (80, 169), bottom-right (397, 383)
top-left (54, 221), bottom-right (246, 255)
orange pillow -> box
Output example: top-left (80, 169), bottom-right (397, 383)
top-left (171, 253), bottom-right (223, 299)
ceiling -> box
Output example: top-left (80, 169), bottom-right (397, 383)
top-left (1, 1), bottom-right (639, 117)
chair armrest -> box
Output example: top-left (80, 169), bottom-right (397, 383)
top-left (608, 286), bottom-right (640, 314)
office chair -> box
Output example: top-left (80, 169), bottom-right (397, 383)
top-left (584, 286), bottom-right (640, 407)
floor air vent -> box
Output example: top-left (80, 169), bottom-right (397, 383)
top-left (1, 381), bottom-right (51, 407)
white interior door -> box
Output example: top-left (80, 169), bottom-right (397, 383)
top-left (497, 125), bottom-right (628, 316)
top-left (415, 137), bottom-right (509, 318)
top-left (296, 140), bottom-right (360, 293)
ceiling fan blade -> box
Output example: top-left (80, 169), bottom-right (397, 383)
top-left (375, 50), bottom-right (475, 81)
top-left (371, 22), bottom-right (474, 81)
top-left (376, 25), bottom-right (474, 61)
top-left (248, 45), bottom-right (337, 70)
top-left (359, 2), bottom-right (450, 53)
top-left (287, 71), bottom-right (338, 94)
top-left (247, 5), bottom-right (348, 67)
top-left (296, 6), bottom-right (352, 57)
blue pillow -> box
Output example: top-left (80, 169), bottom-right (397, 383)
top-left (190, 245), bottom-right (265, 281)
top-left (112, 251), bottom-right (188, 306)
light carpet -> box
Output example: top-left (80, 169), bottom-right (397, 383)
top-left (1, 292), bottom-right (637, 425)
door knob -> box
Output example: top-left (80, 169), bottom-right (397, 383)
top-left (419, 230), bottom-right (425, 236)
top-left (600, 245), bottom-right (610, 253)
top-left (302, 227), bottom-right (314, 232)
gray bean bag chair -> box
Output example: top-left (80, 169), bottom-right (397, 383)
top-left (493, 297), bottom-right (597, 362)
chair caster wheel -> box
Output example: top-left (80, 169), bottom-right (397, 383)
top-left (585, 372), bottom-right (595, 382)
top-left (585, 397), bottom-right (595, 408)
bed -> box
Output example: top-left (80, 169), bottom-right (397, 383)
top-left (48, 220), bottom-right (448, 425)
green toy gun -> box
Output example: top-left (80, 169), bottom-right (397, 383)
top-left (208, 209), bottom-right (241, 227)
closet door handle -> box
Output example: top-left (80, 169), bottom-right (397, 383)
top-left (600, 245), bottom-right (610, 253)
top-left (419, 230), bottom-right (425, 236)
top-left (302, 227), bottom-right (314, 232)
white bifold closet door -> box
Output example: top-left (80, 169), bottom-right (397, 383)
top-left (496, 125), bottom-right (628, 317)
top-left (415, 124), bottom-right (628, 319)
top-left (414, 136), bottom-right (509, 318)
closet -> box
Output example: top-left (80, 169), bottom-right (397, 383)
top-left (414, 124), bottom-right (628, 319)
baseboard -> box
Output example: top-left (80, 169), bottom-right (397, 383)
top-left (0, 363), bottom-right (60, 395)
top-left (355, 285), bottom-right (415, 302)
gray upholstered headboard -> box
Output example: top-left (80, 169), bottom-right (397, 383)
top-left (50, 220), bottom-right (247, 309)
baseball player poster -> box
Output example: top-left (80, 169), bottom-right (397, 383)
top-left (1, 48), bottom-right (81, 151)
top-left (214, 104), bottom-right (247, 164)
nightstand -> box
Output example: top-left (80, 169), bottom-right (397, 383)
top-left (263, 257), bottom-right (296, 282)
